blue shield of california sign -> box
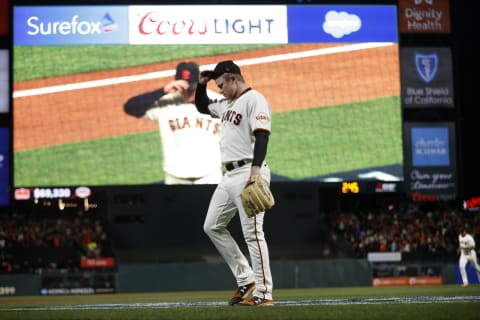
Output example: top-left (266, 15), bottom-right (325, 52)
top-left (415, 52), bottom-right (438, 83)
top-left (401, 47), bottom-right (454, 108)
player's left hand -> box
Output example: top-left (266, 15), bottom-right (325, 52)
top-left (199, 71), bottom-right (214, 84)
top-left (249, 165), bottom-right (261, 182)
top-left (241, 174), bottom-right (275, 218)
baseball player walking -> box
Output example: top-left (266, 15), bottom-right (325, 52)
top-left (195, 60), bottom-right (274, 306)
top-left (458, 226), bottom-right (480, 287)
top-left (124, 61), bottom-right (223, 184)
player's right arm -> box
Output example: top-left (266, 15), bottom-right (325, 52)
top-left (124, 88), bottom-right (167, 118)
top-left (124, 79), bottom-right (191, 117)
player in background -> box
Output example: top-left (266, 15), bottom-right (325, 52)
top-left (195, 60), bottom-right (274, 306)
top-left (458, 225), bottom-right (480, 287)
top-left (124, 61), bottom-right (223, 185)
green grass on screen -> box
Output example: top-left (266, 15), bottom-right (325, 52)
top-left (13, 45), bottom-right (279, 81)
top-left (269, 95), bottom-right (402, 179)
top-left (14, 96), bottom-right (402, 186)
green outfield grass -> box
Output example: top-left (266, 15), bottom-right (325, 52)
top-left (0, 285), bottom-right (479, 320)
top-left (13, 45), bottom-right (279, 81)
top-left (270, 95), bottom-right (402, 179)
top-left (14, 96), bottom-right (402, 186)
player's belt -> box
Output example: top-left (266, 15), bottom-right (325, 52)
top-left (224, 159), bottom-right (252, 171)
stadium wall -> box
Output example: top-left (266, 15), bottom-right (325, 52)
top-left (0, 260), bottom-right (460, 296)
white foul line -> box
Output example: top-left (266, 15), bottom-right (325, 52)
top-left (1, 295), bottom-right (479, 311)
top-left (13, 42), bottom-right (394, 99)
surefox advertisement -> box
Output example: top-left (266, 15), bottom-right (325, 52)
top-left (14, 6), bottom-right (129, 45)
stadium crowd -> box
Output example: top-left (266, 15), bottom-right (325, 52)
top-left (0, 211), bottom-right (113, 274)
top-left (333, 204), bottom-right (479, 261)
top-left (1, 202), bottom-right (478, 274)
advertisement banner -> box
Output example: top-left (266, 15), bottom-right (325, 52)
top-left (0, 50), bottom-right (8, 113)
top-left (287, 5), bottom-right (398, 43)
top-left (14, 4), bottom-right (398, 45)
top-left (14, 6), bottom-right (130, 45)
top-left (0, 127), bottom-right (10, 206)
top-left (372, 276), bottom-right (443, 287)
top-left (398, 0), bottom-right (451, 34)
top-left (403, 122), bottom-right (457, 201)
top-left (401, 47), bottom-right (454, 108)
top-left (80, 257), bottom-right (115, 268)
top-left (0, 0), bottom-right (7, 35)
top-left (129, 5), bottom-right (288, 44)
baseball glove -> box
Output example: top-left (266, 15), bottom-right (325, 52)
top-left (241, 175), bottom-right (275, 218)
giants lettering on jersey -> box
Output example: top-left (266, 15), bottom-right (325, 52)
top-left (222, 109), bottom-right (242, 125)
top-left (169, 116), bottom-right (220, 134)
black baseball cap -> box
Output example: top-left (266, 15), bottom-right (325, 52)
top-left (203, 60), bottom-right (241, 80)
top-left (175, 61), bottom-right (199, 88)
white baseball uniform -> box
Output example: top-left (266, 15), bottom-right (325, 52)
top-left (203, 88), bottom-right (273, 301)
top-left (136, 89), bottom-right (223, 184)
top-left (458, 232), bottom-right (480, 285)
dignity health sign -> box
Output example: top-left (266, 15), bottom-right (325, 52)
top-left (14, 5), bottom-right (398, 45)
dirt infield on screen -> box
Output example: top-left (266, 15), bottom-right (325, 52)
top-left (13, 44), bottom-right (402, 186)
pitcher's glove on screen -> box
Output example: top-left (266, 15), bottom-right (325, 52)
top-left (241, 175), bottom-right (275, 218)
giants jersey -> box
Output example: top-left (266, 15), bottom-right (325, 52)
top-left (208, 89), bottom-right (272, 163)
top-left (145, 97), bottom-right (221, 179)
top-left (459, 233), bottom-right (476, 256)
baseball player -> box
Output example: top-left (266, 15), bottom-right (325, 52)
top-left (124, 61), bottom-right (223, 185)
top-left (195, 60), bottom-right (274, 306)
top-left (458, 226), bottom-right (480, 287)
